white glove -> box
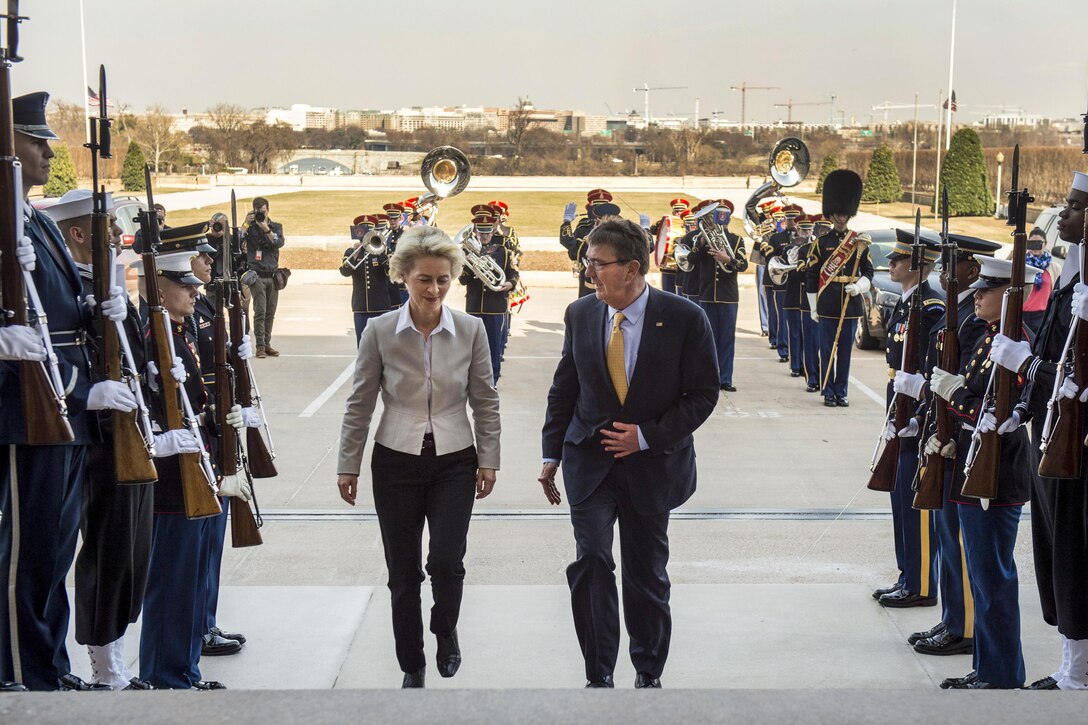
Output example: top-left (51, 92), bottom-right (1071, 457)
top-left (978, 412), bottom-right (997, 434)
top-left (236, 334), bottom-right (253, 361)
top-left (562, 202), bottom-right (577, 224)
top-left (844, 276), bottom-right (872, 297)
top-left (923, 434), bottom-right (956, 459)
top-left (217, 473), bottom-right (253, 501)
top-left (1072, 282), bottom-right (1088, 322)
top-left (998, 410), bottom-right (1022, 435)
top-left (883, 420), bottom-right (897, 441)
top-left (893, 371), bottom-right (927, 400)
top-left (0, 326), bottom-right (46, 361)
top-left (241, 406), bottom-right (261, 428)
top-left (639, 213), bottom-right (651, 230)
top-left (225, 404), bottom-right (244, 431)
top-left (930, 368), bottom-right (966, 401)
top-left (807, 293), bottom-right (818, 322)
top-left (897, 417), bottom-right (920, 438)
top-left (989, 333), bottom-right (1031, 374)
top-left (146, 356), bottom-right (187, 392)
top-left (1059, 376), bottom-right (1080, 401)
top-left (153, 429), bottom-right (201, 458)
top-left (87, 380), bottom-right (137, 412)
top-left (15, 235), bottom-right (35, 271)
top-left (85, 286), bottom-right (128, 322)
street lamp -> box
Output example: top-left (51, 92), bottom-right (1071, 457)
top-left (994, 151), bottom-right (1005, 218)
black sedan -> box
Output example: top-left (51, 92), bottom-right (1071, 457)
top-left (855, 228), bottom-right (944, 350)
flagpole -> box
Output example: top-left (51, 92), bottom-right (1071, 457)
top-left (944, 0), bottom-right (957, 151)
top-left (79, 0), bottom-right (90, 143)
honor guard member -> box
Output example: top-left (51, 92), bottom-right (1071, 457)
top-left (383, 203), bottom-right (408, 307)
top-left (875, 230), bottom-right (944, 612)
top-left (929, 255), bottom-right (1039, 690)
top-left (764, 205), bottom-right (787, 351)
top-left (805, 170), bottom-right (873, 407)
top-left (561, 189), bottom-right (611, 298)
top-left (988, 171), bottom-right (1088, 690)
top-left (893, 234), bottom-right (998, 657)
top-left (403, 197), bottom-right (423, 226)
top-left (46, 191), bottom-right (159, 690)
top-left (792, 216), bottom-right (821, 391)
top-left (675, 209), bottom-right (701, 302)
top-left (752, 197), bottom-right (779, 339)
top-left (762, 205), bottom-right (799, 363)
top-left (650, 197), bottom-right (690, 294)
top-left (341, 214), bottom-right (392, 345)
top-left (689, 200), bottom-right (746, 392)
top-left (460, 210), bottom-right (518, 382)
top-left (782, 211), bottom-right (814, 379)
top-left (0, 94), bottom-right (133, 692)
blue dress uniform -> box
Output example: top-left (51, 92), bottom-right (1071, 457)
top-left (560, 216), bottom-right (594, 298)
top-left (796, 229), bottom-right (822, 391)
top-left (759, 217), bottom-right (787, 350)
top-left (783, 224), bottom-right (815, 380)
top-left (0, 204), bottom-right (95, 690)
top-left (460, 234), bottom-right (518, 383)
top-left (339, 243), bottom-right (392, 345)
top-left (765, 221), bottom-right (799, 363)
top-left (384, 224), bottom-right (407, 308)
top-left (688, 225), bottom-right (747, 390)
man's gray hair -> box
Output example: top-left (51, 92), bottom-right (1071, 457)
top-left (389, 225), bottom-right (465, 281)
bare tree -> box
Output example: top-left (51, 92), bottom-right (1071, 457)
top-left (241, 122), bottom-right (299, 173)
top-left (668, 127), bottom-right (712, 175)
top-left (133, 104), bottom-right (185, 173)
top-left (506, 97), bottom-right (536, 169)
top-left (206, 102), bottom-right (250, 166)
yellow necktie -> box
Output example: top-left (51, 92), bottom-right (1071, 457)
top-left (607, 312), bottom-right (628, 405)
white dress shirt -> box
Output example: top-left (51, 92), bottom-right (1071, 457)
top-left (395, 302), bottom-right (456, 435)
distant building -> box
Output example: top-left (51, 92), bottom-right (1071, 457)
top-left (265, 104), bottom-right (337, 132)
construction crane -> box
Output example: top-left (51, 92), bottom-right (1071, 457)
top-left (729, 82), bottom-right (778, 133)
top-left (633, 83), bottom-right (688, 126)
top-left (871, 101), bottom-right (938, 125)
top-left (773, 98), bottom-right (831, 124)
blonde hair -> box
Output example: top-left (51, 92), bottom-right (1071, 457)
top-left (389, 225), bottom-right (464, 281)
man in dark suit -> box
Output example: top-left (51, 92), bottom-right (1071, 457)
top-left (539, 219), bottom-right (719, 689)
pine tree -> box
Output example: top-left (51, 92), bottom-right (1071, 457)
top-left (815, 155), bottom-right (839, 194)
top-left (42, 143), bottom-right (77, 197)
top-left (940, 128), bottom-right (992, 216)
top-left (121, 140), bottom-right (147, 192)
top-left (862, 145), bottom-right (902, 204)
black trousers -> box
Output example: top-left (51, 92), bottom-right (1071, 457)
top-left (567, 462), bottom-right (672, 681)
top-left (371, 441), bottom-right (477, 673)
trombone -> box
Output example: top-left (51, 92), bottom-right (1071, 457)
top-left (344, 229), bottom-right (388, 270)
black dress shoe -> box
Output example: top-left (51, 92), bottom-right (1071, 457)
top-left (123, 678), bottom-right (155, 690)
top-left (634, 673), bottom-right (661, 688)
top-left (768, 342), bottom-right (777, 349)
top-left (836, 396), bottom-right (850, 407)
top-left (1023, 676), bottom-right (1059, 690)
top-left (806, 383), bottom-right (819, 393)
top-left (914, 631), bottom-right (973, 656)
top-left (192, 680), bottom-right (227, 691)
top-left (201, 633), bottom-right (242, 656)
top-left (879, 589), bottom-right (937, 608)
top-left (872, 581), bottom-right (904, 601)
top-left (940, 671), bottom-right (977, 689)
top-left (1, 680), bottom-right (28, 692)
top-left (436, 630), bottom-right (461, 678)
top-left (585, 675), bottom-right (614, 688)
top-left (401, 668), bottom-right (425, 688)
top-left (790, 370), bottom-right (803, 377)
top-left (721, 384), bottom-right (737, 392)
top-left (824, 396), bottom-right (838, 407)
top-left (957, 680), bottom-right (1005, 690)
top-left (778, 356), bottom-right (789, 363)
top-left (907, 620), bottom-right (945, 644)
top-left (57, 673), bottom-right (111, 691)
top-left (210, 626), bottom-right (246, 645)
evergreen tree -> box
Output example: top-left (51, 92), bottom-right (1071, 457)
top-left (42, 143), bottom-right (77, 197)
top-left (815, 155), bottom-right (839, 194)
top-left (939, 128), bottom-right (992, 216)
top-left (121, 140), bottom-right (147, 192)
top-left (862, 145), bottom-right (902, 204)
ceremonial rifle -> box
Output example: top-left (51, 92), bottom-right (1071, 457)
top-left (139, 165), bottom-right (221, 518)
top-left (0, 1), bottom-right (73, 444)
top-left (962, 145), bottom-right (1032, 502)
top-left (868, 210), bottom-right (925, 492)
top-left (914, 189), bottom-right (955, 509)
top-left (86, 65), bottom-right (156, 483)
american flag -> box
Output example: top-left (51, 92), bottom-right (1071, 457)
top-left (942, 90), bottom-right (957, 113)
top-left (86, 86), bottom-right (114, 108)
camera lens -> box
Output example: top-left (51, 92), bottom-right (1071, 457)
top-left (212, 221), bottom-right (224, 232)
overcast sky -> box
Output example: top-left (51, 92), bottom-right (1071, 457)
top-left (14, 0), bottom-right (1087, 124)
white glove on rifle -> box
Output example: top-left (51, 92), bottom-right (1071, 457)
top-left (989, 333), bottom-right (1032, 374)
top-left (562, 202), bottom-right (577, 224)
top-left (87, 380), bottom-right (137, 412)
top-left (897, 417), bottom-right (920, 438)
top-left (807, 292), bottom-right (819, 323)
top-left (893, 371), bottom-right (927, 400)
top-left (147, 356), bottom-right (187, 392)
top-left (153, 429), bottom-right (201, 458)
top-left (923, 434), bottom-right (956, 460)
top-left (225, 404), bottom-right (245, 431)
top-left (930, 368), bottom-right (966, 401)
top-left (883, 421), bottom-right (897, 442)
top-left (241, 406), bottom-right (261, 428)
top-left (217, 473), bottom-right (253, 502)
top-left (1072, 282), bottom-right (1088, 323)
top-left (236, 334), bottom-right (253, 361)
top-left (978, 410), bottom-right (1022, 435)
top-left (0, 326), bottom-right (46, 361)
top-left (1059, 376), bottom-right (1081, 401)
top-left (15, 235), bottom-right (35, 271)
top-left (844, 276), bottom-right (871, 297)
top-left (84, 286), bottom-right (128, 322)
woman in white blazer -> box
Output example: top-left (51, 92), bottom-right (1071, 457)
top-left (336, 225), bottom-right (500, 689)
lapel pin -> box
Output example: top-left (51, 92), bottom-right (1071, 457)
top-left (656, 322), bottom-right (664, 327)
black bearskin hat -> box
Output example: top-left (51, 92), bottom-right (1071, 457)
top-left (822, 169), bottom-right (863, 218)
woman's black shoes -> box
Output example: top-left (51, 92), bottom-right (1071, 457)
top-left (436, 630), bottom-right (462, 678)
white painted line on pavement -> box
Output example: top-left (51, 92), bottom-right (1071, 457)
top-left (849, 375), bottom-right (885, 407)
top-left (300, 362), bottom-right (355, 418)
top-left (280, 354), bottom-right (356, 359)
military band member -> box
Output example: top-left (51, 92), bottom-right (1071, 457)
top-left (800, 215), bottom-right (831, 392)
top-left (782, 211), bottom-right (814, 379)
top-left (460, 211), bottom-right (518, 382)
top-left (875, 231), bottom-right (944, 611)
top-left (384, 203), bottom-right (408, 308)
top-left (689, 200), bottom-right (747, 392)
top-left (805, 170), bottom-right (873, 407)
top-left (753, 198), bottom-right (779, 339)
top-left (650, 197), bottom-right (689, 294)
top-left (929, 255), bottom-right (1039, 689)
top-left (675, 209), bottom-right (700, 303)
top-left (341, 214), bottom-right (392, 345)
top-left (561, 189), bottom-right (611, 298)
top-left (489, 201), bottom-right (520, 359)
top-left (765, 205), bottom-right (802, 363)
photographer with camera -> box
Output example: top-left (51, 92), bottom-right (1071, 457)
top-left (243, 197), bottom-right (285, 358)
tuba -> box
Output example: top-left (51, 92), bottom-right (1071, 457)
top-left (344, 230), bottom-right (388, 270)
top-left (454, 223), bottom-right (507, 292)
top-left (744, 137), bottom-right (811, 264)
top-left (418, 146), bottom-right (472, 226)
top-left (692, 202), bottom-right (736, 273)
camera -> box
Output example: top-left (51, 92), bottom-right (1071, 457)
top-left (211, 221), bottom-right (224, 233)
top-left (254, 210), bottom-right (267, 223)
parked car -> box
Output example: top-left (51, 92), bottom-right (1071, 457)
top-left (855, 228), bottom-right (944, 350)
top-left (112, 196), bottom-right (148, 249)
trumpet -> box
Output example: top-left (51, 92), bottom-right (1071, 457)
top-left (454, 224), bottom-right (507, 292)
top-left (692, 202), bottom-right (736, 273)
top-left (344, 230), bottom-right (387, 270)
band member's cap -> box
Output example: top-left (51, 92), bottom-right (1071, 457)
top-left (796, 215), bottom-right (815, 229)
top-left (402, 197), bottom-right (419, 211)
top-left (158, 221), bottom-right (216, 255)
top-left (42, 189), bottom-right (109, 223)
top-left (946, 234), bottom-right (1002, 260)
top-left (593, 202), bottom-right (621, 218)
top-left (690, 200), bottom-right (714, 215)
top-left (488, 200), bottom-right (509, 216)
top-left (678, 209), bottom-right (694, 222)
top-left (471, 203), bottom-right (496, 218)
top-left (587, 189), bottom-right (613, 205)
top-left (669, 197), bottom-right (690, 211)
top-left (155, 250), bottom-right (204, 286)
top-left (782, 204), bottom-right (804, 218)
top-left (1073, 171), bottom-right (1088, 194)
top-left (715, 199), bottom-right (735, 214)
top-left (810, 214), bottom-right (828, 225)
top-left (13, 92), bottom-right (59, 140)
top-left (757, 198), bottom-right (777, 212)
top-left (472, 212), bottom-right (497, 232)
top-left (771, 207), bottom-right (785, 220)
top-left (821, 169), bottom-right (864, 218)
top-left (889, 228), bottom-right (942, 263)
top-left (375, 217), bottom-right (390, 229)
top-left (969, 256), bottom-right (1044, 290)
top-left (383, 202), bottom-right (405, 216)
top-left (353, 214), bottom-right (378, 228)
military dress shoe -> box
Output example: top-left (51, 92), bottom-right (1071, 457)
top-left (634, 673), bottom-right (661, 688)
top-left (123, 678), bottom-right (155, 690)
top-left (436, 630), bottom-right (461, 678)
top-left (1023, 676), bottom-right (1059, 690)
top-left (956, 679), bottom-right (1005, 690)
top-left (201, 633), bottom-right (243, 656)
top-left (1, 680), bottom-right (28, 692)
top-left (879, 589), bottom-right (937, 608)
top-left (806, 383), bottom-right (819, 393)
top-left (907, 620), bottom-right (945, 644)
top-left (778, 356), bottom-right (789, 363)
top-left (585, 675), bottom-right (614, 688)
top-left (255, 346), bottom-right (267, 358)
top-left (824, 396), bottom-right (838, 407)
top-left (790, 370), bottom-right (803, 377)
top-left (768, 342), bottom-right (777, 349)
top-left (939, 671), bottom-right (978, 689)
top-left (872, 581), bottom-right (904, 601)
top-left (836, 396), bottom-right (850, 407)
top-left (57, 673), bottom-right (111, 691)
top-left (210, 626), bottom-right (246, 645)
top-left (914, 631), bottom-right (973, 656)
top-left (192, 680), bottom-right (227, 691)
top-left (402, 668), bottom-right (425, 689)
top-left (263, 345), bottom-right (280, 357)
top-left (721, 384), bottom-right (737, 392)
